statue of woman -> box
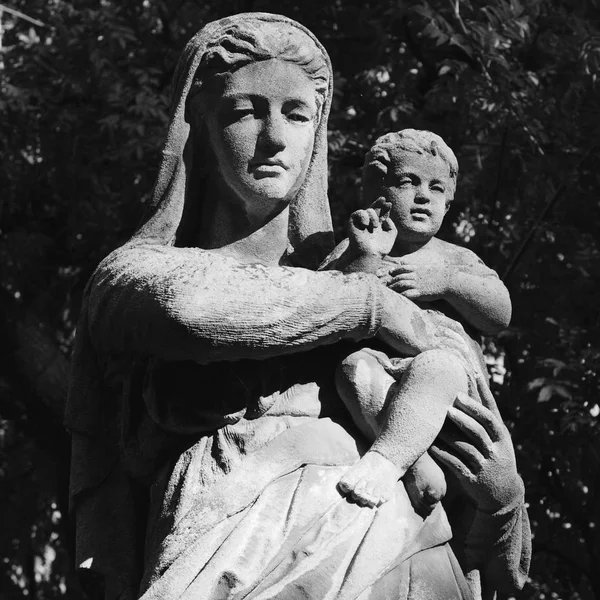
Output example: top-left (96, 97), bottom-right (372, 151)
top-left (66, 13), bottom-right (530, 600)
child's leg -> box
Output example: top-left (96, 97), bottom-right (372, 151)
top-left (335, 348), bottom-right (403, 507)
top-left (338, 349), bottom-right (469, 508)
top-left (335, 347), bottom-right (400, 441)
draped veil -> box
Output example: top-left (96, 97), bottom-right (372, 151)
top-left (65, 13), bottom-right (337, 597)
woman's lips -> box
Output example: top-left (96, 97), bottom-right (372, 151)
top-left (250, 159), bottom-right (287, 171)
top-left (250, 161), bottom-right (287, 178)
top-left (253, 164), bottom-right (285, 172)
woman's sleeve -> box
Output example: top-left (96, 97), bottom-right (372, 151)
top-left (87, 243), bottom-right (384, 363)
top-left (466, 486), bottom-right (532, 593)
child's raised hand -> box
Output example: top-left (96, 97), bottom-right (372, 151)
top-left (348, 198), bottom-right (397, 258)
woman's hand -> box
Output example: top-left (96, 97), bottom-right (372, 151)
top-left (377, 292), bottom-right (473, 359)
top-left (430, 376), bottom-right (524, 512)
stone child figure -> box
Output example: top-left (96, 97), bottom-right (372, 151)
top-left (323, 130), bottom-right (512, 511)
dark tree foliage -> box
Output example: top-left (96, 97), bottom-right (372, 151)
top-left (1, 0), bottom-right (599, 597)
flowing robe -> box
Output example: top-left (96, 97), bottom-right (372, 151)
top-left (71, 243), bottom-right (529, 600)
top-left (66, 13), bottom-right (530, 600)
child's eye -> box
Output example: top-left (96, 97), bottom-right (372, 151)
top-left (398, 178), bottom-right (413, 186)
top-left (431, 184), bottom-right (445, 193)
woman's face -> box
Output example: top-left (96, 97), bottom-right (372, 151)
top-left (201, 58), bottom-right (318, 221)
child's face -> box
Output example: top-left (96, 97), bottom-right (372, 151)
top-left (381, 150), bottom-right (451, 242)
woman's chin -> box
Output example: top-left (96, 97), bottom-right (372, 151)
top-left (250, 178), bottom-right (293, 200)
top-left (240, 180), bottom-right (298, 210)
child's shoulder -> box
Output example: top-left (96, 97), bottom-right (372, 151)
top-left (430, 237), bottom-right (488, 267)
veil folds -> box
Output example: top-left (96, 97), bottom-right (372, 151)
top-left (133, 12), bottom-right (335, 268)
top-left (65, 13), bottom-right (335, 599)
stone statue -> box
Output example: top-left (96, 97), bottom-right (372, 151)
top-left (66, 13), bottom-right (531, 600)
top-left (323, 130), bottom-right (512, 517)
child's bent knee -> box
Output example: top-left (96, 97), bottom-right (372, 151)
top-left (339, 348), bottom-right (386, 370)
top-left (337, 350), bottom-right (388, 387)
top-left (336, 350), bottom-right (393, 416)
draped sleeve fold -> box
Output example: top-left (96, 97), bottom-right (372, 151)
top-left (87, 243), bottom-right (384, 364)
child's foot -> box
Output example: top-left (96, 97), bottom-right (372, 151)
top-left (338, 451), bottom-right (402, 507)
top-left (404, 453), bottom-right (447, 517)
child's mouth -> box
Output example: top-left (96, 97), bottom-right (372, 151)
top-left (411, 208), bottom-right (431, 217)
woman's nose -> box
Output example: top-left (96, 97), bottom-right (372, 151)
top-left (259, 112), bottom-right (286, 153)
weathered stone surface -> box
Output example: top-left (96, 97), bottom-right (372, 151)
top-left (66, 15), bottom-right (530, 600)
top-left (331, 130), bottom-right (511, 511)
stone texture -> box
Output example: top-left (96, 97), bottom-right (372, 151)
top-left (329, 130), bottom-right (511, 513)
top-left (66, 16), bottom-right (530, 600)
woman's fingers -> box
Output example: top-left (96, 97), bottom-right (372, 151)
top-left (429, 444), bottom-right (474, 482)
top-left (454, 392), bottom-right (504, 442)
top-left (436, 430), bottom-right (484, 472)
top-left (475, 374), bottom-right (503, 420)
top-left (446, 405), bottom-right (494, 455)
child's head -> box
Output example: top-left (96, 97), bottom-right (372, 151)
top-left (363, 129), bottom-right (458, 204)
top-left (362, 129), bottom-right (458, 241)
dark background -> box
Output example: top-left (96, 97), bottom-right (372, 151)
top-left (1, 0), bottom-right (599, 597)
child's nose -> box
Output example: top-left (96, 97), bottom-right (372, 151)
top-left (414, 185), bottom-right (432, 203)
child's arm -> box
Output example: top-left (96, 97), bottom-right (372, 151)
top-left (383, 239), bottom-right (511, 335)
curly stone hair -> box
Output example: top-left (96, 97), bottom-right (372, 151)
top-left (362, 129), bottom-right (459, 205)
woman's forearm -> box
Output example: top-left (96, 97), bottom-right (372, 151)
top-left (467, 496), bottom-right (531, 595)
top-left (87, 244), bottom-right (385, 363)
top-left (377, 290), bottom-right (442, 356)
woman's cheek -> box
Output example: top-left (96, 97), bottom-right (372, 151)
top-left (223, 123), bottom-right (256, 165)
top-left (293, 124), bottom-right (315, 175)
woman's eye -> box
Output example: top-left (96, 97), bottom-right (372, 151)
top-left (398, 178), bottom-right (413, 186)
top-left (287, 112), bottom-right (311, 123)
top-left (232, 107), bottom-right (254, 119)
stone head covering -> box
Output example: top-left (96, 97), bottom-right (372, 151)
top-left (132, 12), bottom-right (334, 266)
top-left (65, 13), bottom-right (334, 599)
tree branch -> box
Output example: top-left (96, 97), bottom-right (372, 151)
top-left (502, 145), bottom-right (598, 282)
top-left (0, 4), bottom-right (45, 27)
